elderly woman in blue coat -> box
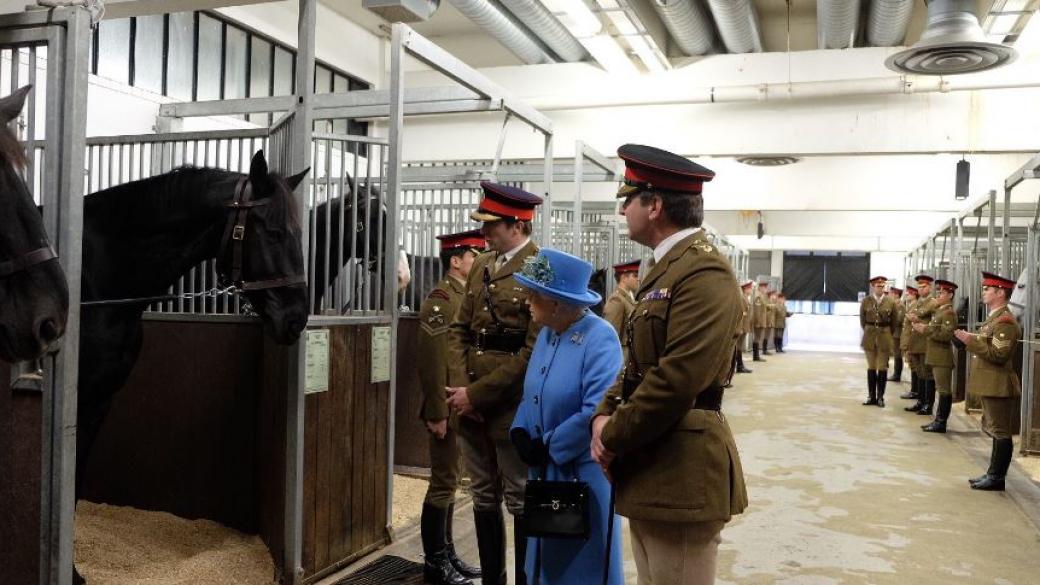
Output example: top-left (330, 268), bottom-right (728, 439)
top-left (511, 248), bottom-right (624, 585)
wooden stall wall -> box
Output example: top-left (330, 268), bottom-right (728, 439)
top-left (1029, 350), bottom-right (1040, 454)
top-left (0, 362), bottom-right (42, 583)
top-left (302, 323), bottom-right (390, 582)
top-left (393, 315), bottom-right (431, 471)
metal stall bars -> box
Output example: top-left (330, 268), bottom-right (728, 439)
top-left (1011, 154), bottom-right (1040, 455)
top-left (0, 7), bottom-right (89, 585)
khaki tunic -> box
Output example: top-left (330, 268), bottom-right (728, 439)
top-left (603, 287), bottom-right (636, 344)
top-left (892, 302), bottom-right (905, 345)
top-left (860, 295), bottom-right (898, 354)
top-left (752, 289), bottom-right (770, 329)
top-left (773, 302), bottom-right (790, 330)
top-left (740, 294), bottom-right (752, 335)
top-left (900, 299), bottom-right (918, 352)
top-left (908, 297), bottom-right (937, 355)
top-left (446, 240), bottom-right (540, 438)
top-left (594, 231), bottom-right (748, 524)
top-left (924, 301), bottom-right (956, 368)
top-left (966, 306), bottom-right (1021, 439)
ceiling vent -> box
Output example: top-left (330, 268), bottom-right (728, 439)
top-left (885, 0), bottom-right (1016, 75)
top-left (736, 156), bottom-right (800, 167)
top-left (364, 0), bottom-right (440, 23)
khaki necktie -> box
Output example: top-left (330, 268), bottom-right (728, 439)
top-left (494, 253), bottom-right (508, 274)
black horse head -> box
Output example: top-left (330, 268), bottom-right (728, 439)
top-left (220, 151), bottom-right (310, 344)
top-left (0, 85), bottom-right (68, 362)
top-left (588, 268), bottom-right (607, 317)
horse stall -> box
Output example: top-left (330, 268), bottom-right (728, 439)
top-left (0, 7), bottom-right (90, 585)
top-left (1008, 154), bottom-right (1040, 455)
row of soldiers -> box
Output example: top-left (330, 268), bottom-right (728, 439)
top-left (859, 272), bottom-right (1021, 492)
top-left (734, 279), bottom-right (791, 372)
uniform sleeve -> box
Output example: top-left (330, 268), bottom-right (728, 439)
top-left (446, 270), bottom-right (480, 387)
top-left (891, 302), bottom-right (900, 336)
top-left (600, 266), bottom-right (739, 457)
top-left (417, 297), bottom-right (451, 421)
top-left (928, 309), bottom-right (956, 342)
top-left (860, 300), bottom-right (866, 329)
top-left (544, 324), bottom-right (623, 466)
top-left (965, 320), bottom-right (1019, 365)
top-left (602, 296), bottom-right (626, 336)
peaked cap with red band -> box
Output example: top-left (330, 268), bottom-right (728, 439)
top-left (471, 181), bottom-right (543, 222)
top-left (914, 274), bottom-right (935, 283)
top-left (436, 229), bottom-right (486, 252)
top-left (935, 279), bottom-right (958, 292)
top-left (741, 279), bottom-right (754, 289)
top-left (982, 271), bottom-right (1016, 290)
top-left (616, 144), bottom-right (715, 198)
top-left (869, 275), bottom-right (888, 284)
top-left (613, 259), bottom-right (641, 275)
top-left (889, 287), bottom-right (903, 294)
top-left (906, 285), bottom-right (918, 294)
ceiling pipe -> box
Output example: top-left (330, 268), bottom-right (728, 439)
top-left (817, 0), bottom-right (862, 49)
top-left (527, 74), bottom-right (1040, 110)
top-left (448, 0), bottom-right (555, 64)
top-left (866, 0), bottom-right (915, 47)
top-left (704, 0), bottom-right (762, 53)
top-left (497, 0), bottom-right (588, 62)
top-left (651, 0), bottom-right (714, 56)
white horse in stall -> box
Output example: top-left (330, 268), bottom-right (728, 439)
top-left (1009, 267), bottom-right (1029, 321)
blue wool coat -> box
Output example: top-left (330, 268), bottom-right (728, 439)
top-left (511, 312), bottom-right (624, 585)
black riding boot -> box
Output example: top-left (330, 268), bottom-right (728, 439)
top-left (513, 515), bottom-right (528, 585)
top-left (969, 439), bottom-right (1002, 485)
top-left (422, 504), bottom-right (473, 585)
top-left (753, 343), bottom-right (765, 362)
top-left (762, 339), bottom-right (773, 355)
top-left (922, 394), bottom-right (952, 433)
top-left (901, 371), bottom-right (919, 401)
top-left (73, 567), bottom-right (86, 585)
top-left (972, 438), bottom-right (1014, 491)
top-left (917, 379), bottom-right (935, 416)
top-left (889, 356), bottom-right (902, 381)
top-left (863, 370), bottom-right (878, 405)
top-left (473, 509), bottom-right (507, 585)
top-left (736, 348), bottom-right (752, 373)
top-left (446, 503), bottom-right (481, 578)
top-left (876, 371), bottom-right (887, 407)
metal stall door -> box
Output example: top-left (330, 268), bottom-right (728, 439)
top-left (1022, 226), bottom-right (1040, 455)
top-left (0, 7), bottom-right (89, 585)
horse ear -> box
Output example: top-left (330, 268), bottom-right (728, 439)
top-left (249, 150), bottom-right (269, 183)
top-left (0, 85), bottom-right (31, 124)
top-left (286, 167), bottom-right (310, 192)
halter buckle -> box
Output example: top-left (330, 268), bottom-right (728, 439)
top-left (232, 225), bottom-right (245, 240)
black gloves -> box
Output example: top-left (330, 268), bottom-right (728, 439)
top-left (510, 427), bottom-right (550, 467)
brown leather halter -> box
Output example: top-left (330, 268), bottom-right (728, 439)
top-left (0, 244), bottom-right (57, 278)
top-left (217, 177), bottom-right (306, 292)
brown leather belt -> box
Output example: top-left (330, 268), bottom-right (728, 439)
top-left (474, 329), bottom-right (526, 353)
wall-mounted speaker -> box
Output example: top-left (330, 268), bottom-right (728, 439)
top-left (955, 160), bottom-right (970, 200)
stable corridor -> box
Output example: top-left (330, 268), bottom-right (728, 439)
top-left (329, 350), bottom-right (1040, 585)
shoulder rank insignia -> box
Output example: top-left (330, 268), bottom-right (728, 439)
top-left (644, 288), bottom-right (671, 301)
top-left (428, 289), bottom-right (450, 301)
top-left (998, 315), bottom-right (1017, 325)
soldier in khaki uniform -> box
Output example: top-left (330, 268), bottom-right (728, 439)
top-left (772, 292), bottom-right (791, 353)
top-left (733, 280), bottom-right (754, 374)
top-left (955, 272), bottom-right (1021, 491)
top-left (418, 230), bottom-right (485, 585)
top-left (906, 275), bottom-right (937, 415)
top-left (887, 287), bottom-right (905, 382)
top-left (445, 182), bottom-right (542, 585)
top-left (898, 285), bottom-right (920, 400)
top-left (591, 144), bottom-right (747, 585)
top-left (916, 279), bottom-right (958, 432)
top-left (603, 259), bottom-right (640, 364)
top-left (752, 280), bottom-right (771, 361)
top-left (860, 276), bottom-right (899, 407)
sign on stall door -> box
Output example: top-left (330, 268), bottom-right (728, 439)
top-left (305, 329), bottom-right (330, 395)
top-left (371, 326), bottom-right (391, 383)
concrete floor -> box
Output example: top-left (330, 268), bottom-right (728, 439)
top-left (322, 350), bottom-right (1040, 585)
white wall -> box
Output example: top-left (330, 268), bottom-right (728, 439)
top-left (869, 252), bottom-right (908, 289)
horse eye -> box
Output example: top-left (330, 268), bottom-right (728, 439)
top-left (356, 222), bottom-right (364, 233)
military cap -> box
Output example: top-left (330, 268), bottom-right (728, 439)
top-left (914, 274), bottom-right (935, 283)
top-left (470, 181), bottom-right (543, 222)
top-left (982, 271), bottom-right (1016, 290)
top-left (935, 279), bottom-right (958, 293)
top-left (889, 287), bottom-right (903, 294)
top-left (613, 259), bottom-right (641, 275)
top-left (869, 275), bottom-right (888, 284)
top-left (906, 285), bottom-right (918, 294)
top-left (436, 229), bottom-right (486, 251)
top-left (740, 279), bottom-right (754, 289)
top-left (757, 279), bottom-right (769, 285)
top-left (616, 144), bottom-right (715, 198)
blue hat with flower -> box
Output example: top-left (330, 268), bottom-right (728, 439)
top-left (513, 248), bottom-right (601, 307)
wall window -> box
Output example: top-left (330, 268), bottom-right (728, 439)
top-left (133, 14), bottom-right (165, 94)
top-left (224, 25), bottom-right (248, 100)
top-left (166, 12), bottom-right (195, 101)
top-left (195, 14), bottom-right (222, 101)
top-left (96, 18), bottom-right (130, 85)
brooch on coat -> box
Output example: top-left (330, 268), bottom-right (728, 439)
top-left (570, 331), bottom-right (585, 345)
top-left (643, 288), bottom-right (671, 301)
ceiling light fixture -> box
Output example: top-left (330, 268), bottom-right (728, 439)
top-left (736, 156), bottom-right (801, 167)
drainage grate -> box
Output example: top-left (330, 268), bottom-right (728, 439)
top-left (332, 555), bottom-right (424, 585)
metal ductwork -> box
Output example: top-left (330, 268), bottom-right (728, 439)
top-left (885, 0), bottom-right (1016, 75)
top-left (651, 0), bottom-right (714, 56)
top-left (705, 0), bottom-right (762, 54)
top-left (448, 0), bottom-right (555, 64)
top-left (866, 0), bottom-right (915, 47)
top-left (817, 0), bottom-right (861, 49)
top-left (498, 0), bottom-right (587, 62)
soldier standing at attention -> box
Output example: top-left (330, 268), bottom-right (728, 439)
top-left (887, 287), bottom-right (905, 383)
top-left (764, 291), bottom-right (777, 354)
top-left (419, 230), bottom-right (486, 585)
top-left (445, 181), bottom-right (542, 585)
top-left (773, 292), bottom-right (791, 353)
top-left (916, 279), bottom-right (958, 433)
top-left (753, 280), bottom-right (770, 361)
top-left (603, 259), bottom-right (640, 364)
top-left (907, 275), bottom-right (937, 415)
top-left (734, 280), bottom-right (754, 374)
top-left (591, 144), bottom-right (747, 585)
top-left (899, 285), bottom-right (920, 401)
top-left (860, 276), bottom-right (898, 407)
top-left (954, 272), bottom-right (1021, 491)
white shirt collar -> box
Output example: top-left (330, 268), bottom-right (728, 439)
top-left (874, 294), bottom-right (884, 303)
top-left (653, 228), bottom-right (700, 264)
top-left (500, 238), bottom-right (530, 263)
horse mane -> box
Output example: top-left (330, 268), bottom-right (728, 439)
top-left (0, 121), bottom-right (27, 171)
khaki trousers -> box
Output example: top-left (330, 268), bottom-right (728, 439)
top-left (630, 519), bottom-right (726, 585)
top-left (932, 366), bottom-right (953, 396)
top-left (424, 424), bottom-right (462, 508)
top-left (863, 349), bottom-right (890, 370)
top-left (457, 415), bottom-right (527, 515)
top-left (982, 396), bottom-right (1016, 440)
top-left (754, 327), bottom-right (768, 344)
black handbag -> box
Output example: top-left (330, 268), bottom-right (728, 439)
top-left (523, 472), bottom-right (590, 540)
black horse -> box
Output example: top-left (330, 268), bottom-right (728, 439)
top-left (0, 85), bottom-right (68, 362)
top-left (588, 268), bottom-right (607, 316)
top-left (73, 152), bottom-right (309, 583)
